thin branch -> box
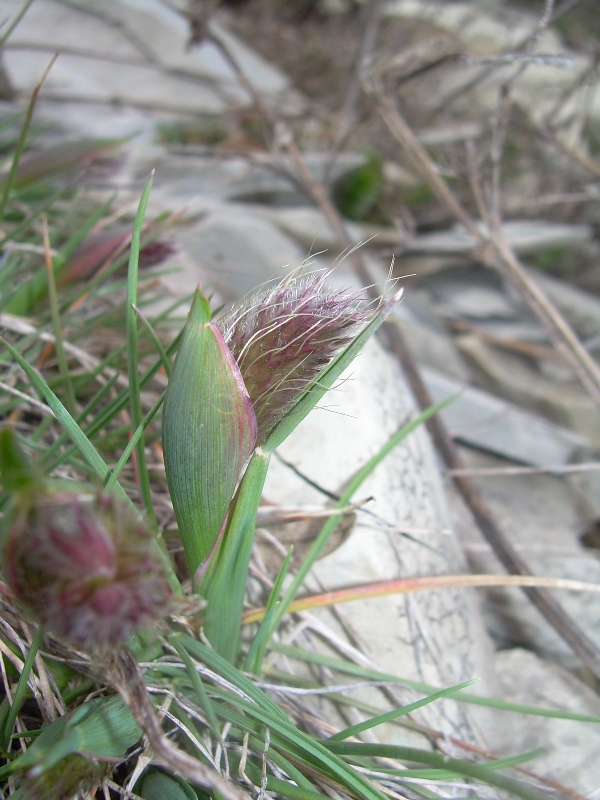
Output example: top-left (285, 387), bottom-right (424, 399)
top-left (328, 0), bottom-right (383, 165)
top-left (243, 573), bottom-right (600, 624)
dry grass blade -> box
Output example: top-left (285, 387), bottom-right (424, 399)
top-left (242, 574), bottom-right (600, 624)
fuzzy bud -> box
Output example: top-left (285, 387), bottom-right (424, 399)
top-left (4, 490), bottom-right (169, 650)
top-left (218, 270), bottom-right (371, 444)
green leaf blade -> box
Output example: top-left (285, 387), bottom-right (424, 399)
top-left (163, 288), bottom-right (257, 576)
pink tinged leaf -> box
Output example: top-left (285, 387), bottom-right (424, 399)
top-left (57, 228), bottom-right (130, 286)
top-left (162, 288), bottom-right (257, 577)
top-left (6, 139), bottom-right (122, 189)
top-left (58, 228), bottom-right (176, 287)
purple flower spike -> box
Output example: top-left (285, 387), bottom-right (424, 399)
top-left (218, 270), bottom-right (372, 444)
top-left (5, 491), bottom-right (170, 651)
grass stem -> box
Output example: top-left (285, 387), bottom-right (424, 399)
top-left (126, 173), bottom-right (156, 527)
top-left (2, 624), bottom-right (44, 750)
top-left (42, 216), bottom-right (76, 416)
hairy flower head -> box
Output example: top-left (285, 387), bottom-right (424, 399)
top-left (4, 490), bottom-right (169, 650)
top-left (218, 269), bottom-right (373, 444)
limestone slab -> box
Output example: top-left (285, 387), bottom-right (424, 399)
top-left (264, 336), bottom-right (500, 749)
top-left (494, 648), bottom-right (600, 794)
top-left (421, 366), bottom-right (589, 466)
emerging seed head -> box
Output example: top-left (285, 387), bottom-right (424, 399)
top-left (218, 269), bottom-right (372, 444)
top-left (4, 490), bottom-right (169, 651)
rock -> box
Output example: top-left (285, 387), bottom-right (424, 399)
top-left (173, 209), bottom-right (308, 300)
top-left (15, 50), bottom-right (225, 113)
top-left (414, 121), bottom-right (483, 146)
top-left (263, 334), bottom-right (500, 749)
top-left (32, 101), bottom-right (179, 143)
top-left (392, 292), bottom-right (472, 381)
top-left (455, 334), bottom-right (600, 444)
top-left (494, 648), bottom-right (600, 793)
top-left (125, 148), bottom-right (371, 211)
top-left (411, 220), bottom-right (592, 256)
top-left (421, 366), bottom-right (589, 466)
top-left (531, 269), bottom-right (600, 341)
top-left (403, 259), bottom-right (543, 347)
top-left (424, 271), bottom-right (519, 320)
top-left (268, 207), bottom-right (402, 251)
top-left (449, 446), bottom-right (600, 671)
top-left (383, 1), bottom-right (537, 55)
top-left (2, 0), bottom-right (299, 116)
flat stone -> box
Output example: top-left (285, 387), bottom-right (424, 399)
top-left (411, 220), bottom-right (592, 255)
top-left (383, 0), bottom-right (537, 54)
top-left (421, 366), bottom-right (589, 466)
top-left (32, 100), bottom-right (179, 143)
top-left (78, 0), bottom-right (297, 110)
top-left (268, 207), bottom-right (402, 251)
top-left (173, 209), bottom-right (308, 301)
top-left (532, 269), bottom-right (600, 341)
top-left (4, 47), bottom-right (227, 114)
top-left (125, 149), bottom-right (371, 210)
top-left (6, 0), bottom-right (143, 60)
top-left (449, 446), bottom-right (600, 670)
top-left (2, 0), bottom-right (299, 113)
top-left (494, 649), bottom-right (600, 794)
top-left (381, 0), bottom-right (596, 139)
top-left (455, 334), bottom-right (600, 444)
top-left (417, 265), bottom-right (523, 320)
top-left (392, 292), bottom-right (472, 381)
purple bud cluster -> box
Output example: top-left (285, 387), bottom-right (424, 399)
top-left (5, 491), bottom-right (169, 650)
top-left (218, 271), bottom-right (370, 443)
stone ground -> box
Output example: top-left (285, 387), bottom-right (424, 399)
top-left (2, 0), bottom-right (600, 792)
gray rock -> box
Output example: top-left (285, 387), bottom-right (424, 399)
top-left (421, 366), bottom-right (589, 466)
top-left (125, 149), bottom-right (371, 210)
top-left (268, 207), bottom-right (402, 251)
top-left (393, 293), bottom-right (472, 381)
top-left (455, 334), bottom-right (600, 444)
top-left (381, 0), bottom-right (598, 141)
top-left (2, 0), bottom-right (298, 113)
top-left (494, 648), bottom-right (600, 793)
top-left (415, 264), bottom-right (525, 322)
top-left (174, 209), bottom-right (308, 300)
top-left (411, 220), bottom-right (592, 255)
top-left (435, 282), bottom-right (519, 321)
top-left (5, 47), bottom-right (226, 113)
top-left (32, 100), bottom-right (179, 143)
top-left (532, 269), bottom-right (600, 341)
top-left (449, 446), bottom-right (600, 671)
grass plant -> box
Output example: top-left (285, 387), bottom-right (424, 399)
top-left (0, 73), bottom-right (595, 800)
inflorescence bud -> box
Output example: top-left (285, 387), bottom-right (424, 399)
top-left (218, 269), bottom-right (372, 444)
top-left (4, 490), bottom-right (169, 651)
